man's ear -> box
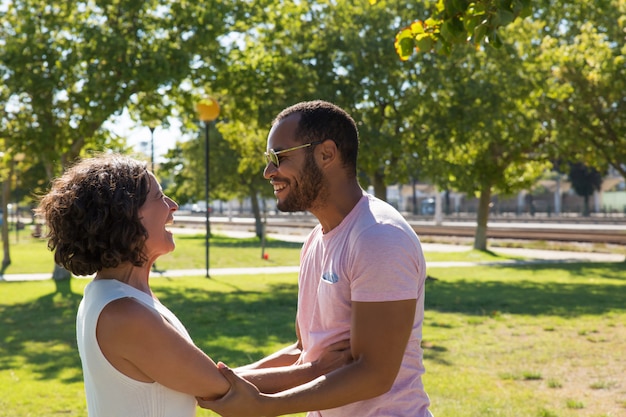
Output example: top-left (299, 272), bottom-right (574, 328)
top-left (318, 139), bottom-right (337, 167)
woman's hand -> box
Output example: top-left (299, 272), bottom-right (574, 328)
top-left (308, 339), bottom-right (352, 375)
top-left (197, 362), bottom-right (268, 417)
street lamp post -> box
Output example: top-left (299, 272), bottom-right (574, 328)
top-left (145, 121), bottom-right (159, 174)
top-left (146, 122), bottom-right (159, 273)
top-left (195, 97), bottom-right (220, 278)
top-left (149, 126), bottom-right (156, 173)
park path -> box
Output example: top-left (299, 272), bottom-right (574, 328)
top-left (1, 229), bottom-right (623, 282)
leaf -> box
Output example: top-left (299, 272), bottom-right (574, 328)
top-left (415, 34), bottom-right (435, 53)
top-left (473, 22), bottom-right (489, 44)
top-left (440, 17), bottom-right (466, 43)
top-left (515, 0), bottom-right (532, 18)
top-left (435, 0), bottom-right (446, 13)
top-left (394, 27), bottom-right (416, 61)
top-left (496, 9), bottom-right (516, 26)
top-left (410, 20), bottom-right (425, 35)
top-left (425, 17), bottom-right (439, 29)
top-left (486, 29), bottom-right (503, 48)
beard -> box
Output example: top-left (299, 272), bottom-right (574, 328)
top-left (276, 152), bottom-right (327, 213)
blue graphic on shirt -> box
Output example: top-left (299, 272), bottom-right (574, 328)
top-left (322, 272), bottom-right (339, 283)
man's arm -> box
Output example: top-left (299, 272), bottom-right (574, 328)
top-left (236, 341), bottom-right (303, 371)
top-left (199, 299), bottom-right (416, 416)
top-left (232, 320), bottom-right (307, 393)
top-left (235, 321), bottom-right (350, 394)
top-left (237, 321), bottom-right (304, 372)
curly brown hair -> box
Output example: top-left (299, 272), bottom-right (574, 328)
top-left (36, 154), bottom-right (151, 276)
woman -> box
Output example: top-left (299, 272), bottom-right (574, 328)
top-left (36, 154), bottom-right (230, 417)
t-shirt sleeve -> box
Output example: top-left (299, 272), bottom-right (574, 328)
top-left (349, 223), bottom-right (424, 302)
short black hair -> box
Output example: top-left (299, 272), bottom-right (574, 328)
top-left (273, 100), bottom-right (359, 176)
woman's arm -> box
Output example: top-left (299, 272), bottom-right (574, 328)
top-left (96, 297), bottom-right (230, 399)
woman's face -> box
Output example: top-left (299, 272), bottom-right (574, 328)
top-left (138, 173), bottom-right (178, 263)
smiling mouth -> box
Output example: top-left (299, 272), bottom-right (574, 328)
top-left (272, 180), bottom-right (287, 194)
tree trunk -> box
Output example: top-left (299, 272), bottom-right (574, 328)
top-left (583, 195), bottom-right (590, 217)
top-left (473, 185), bottom-right (492, 251)
top-left (1, 165), bottom-right (13, 273)
top-left (434, 189), bottom-right (443, 226)
top-left (554, 176), bottom-right (561, 215)
top-left (373, 171), bottom-right (386, 201)
top-left (249, 186), bottom-right (263, 239)
top-left (411, 178), bottom-right (418, 215)
top-left (52, 264), bottom-right (71, 281)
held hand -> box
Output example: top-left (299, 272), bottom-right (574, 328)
top-left (197, 362), bottom-right (266, 417)
top-left (310, 339), bottom-right (352, 375)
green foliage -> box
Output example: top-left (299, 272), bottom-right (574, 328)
top-left (159, 144), bottom-right (198, 206)
top-left (568, 162), bottom-right (603, 216)
top-left (370, 0), bottom-right (532, 59)
top-left (0, 0), bottom-right (235, 179)
top-left (365, 0), bottom-right (624, 201)
top-left (3, 0), bottom-right (625, 263)
top-left (568, 163), bottom-right (603, 199)
top-left (534, 2), bottom-right (626, 178)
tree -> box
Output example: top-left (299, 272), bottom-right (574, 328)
top-left (370, 0), bottom-right (532, 58)
top-left (159, 121), bottom-right (242, 204)
top-left (0, 0), bottom-right (235, 276)
top-left (568, 163), bottom-right (603, 217)
top-left (365, 0), bottom-right (623, 249)
top-left (171, 0), bottom-right (339, 235)
top-left (323, 1), bottom-right (434, 200)
top-left (175, 0), bottom-right (438, 210)
top-left (534, 0), bottom-right (626, 178)
top-left (419, 19), bottom-right (552, 250)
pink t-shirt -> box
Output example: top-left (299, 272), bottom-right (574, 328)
top-left (297, 193), bottom-right (432, 417)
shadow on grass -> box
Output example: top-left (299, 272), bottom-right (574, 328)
top-left (426, 262), bottom-right (626, 316)
top-left (3, 261), bottom-right (624, 383)
top-left (0, 277), bottom-right (298, 382)
top-left (155, 279), bottom-right (298, 367)
top-left (0, 279), bottom-right (83, 383)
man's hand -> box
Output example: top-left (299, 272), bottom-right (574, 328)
top-left (198, 362), bottom-right (267, 417)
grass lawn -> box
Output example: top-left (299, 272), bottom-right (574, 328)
top-left (424, 263), bottom-right (626, 417)
top-left (1, 231), bottom-right (625, 416)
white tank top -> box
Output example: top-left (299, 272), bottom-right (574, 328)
top-left (76, 279), bottom-right (197, 417)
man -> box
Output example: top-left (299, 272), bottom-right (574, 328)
top-left (201, 100), bottom-right (432, 416)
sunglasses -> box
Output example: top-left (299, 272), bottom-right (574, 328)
top-left (264, 140), bottom-right (324, 168)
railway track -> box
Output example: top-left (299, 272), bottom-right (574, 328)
top-left (409, 224), bottom-right (626, 245)
top-left (174, 216), bottom-right (626, 245)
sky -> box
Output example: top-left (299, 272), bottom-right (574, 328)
top-left (105, 109), bottom-right (184, 164)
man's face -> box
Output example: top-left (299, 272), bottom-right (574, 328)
top-left (263, 114), bottom-right (327, 213)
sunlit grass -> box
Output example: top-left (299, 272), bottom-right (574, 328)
top-left (423, 262), bottom-right (626, 417)
top-left (1, 260), bottom-right (625, 416)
